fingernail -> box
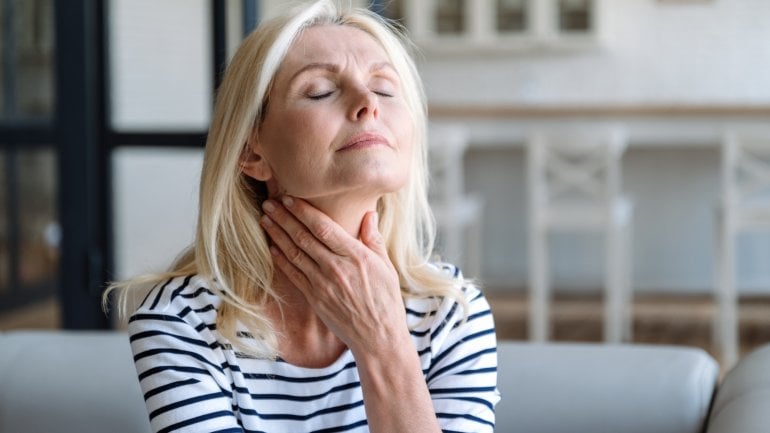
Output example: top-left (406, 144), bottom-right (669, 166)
top-left (260, 215), bottom-right (273, 227)
top-left (262, 200), bottom-right (275, 213)
top-left (269, 246), bottom-right (280, 256)
top-left (282, 196), bottom-right (294, 207)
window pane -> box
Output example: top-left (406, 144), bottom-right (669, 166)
top-left (17, 147), bottom-right (58, 288)
top-left (112, 147), bottom-right (202, 279)
top-left (435, 0), bottom-right (465, 35)
top-left (109, 0), bottom-right (212, 131)
top-left (0, 150), bottom-right (8, 293)
top-left (558, 0), bottom-right (592, 32)
top-left (497, 0), bottom-right (527, 32)
top-left (0, 0), bottom-right (55, 122)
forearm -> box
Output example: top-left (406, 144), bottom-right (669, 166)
top-left (354, 336), bottom-right (441, 433)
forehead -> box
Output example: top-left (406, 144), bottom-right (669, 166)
top-left (281, 25), bottom-right (391, 70)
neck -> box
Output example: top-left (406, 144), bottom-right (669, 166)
top-left (266, 192), bottom-right (380, 354)
top-left (304, 194), bottom-right (379, 238)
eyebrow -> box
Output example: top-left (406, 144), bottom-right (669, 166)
top-left (288, 61), bottom-right (397, 83)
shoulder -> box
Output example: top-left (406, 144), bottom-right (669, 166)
top-left (127, 275), bottom-right (221, 338)
top-left (131, 274), bottom-right (220, 316)
top-left (428, 262), bottom-right (488, 313)
top-left (406, 263), bottom-right (493, 342)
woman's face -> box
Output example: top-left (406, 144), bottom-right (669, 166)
top-left (243, 25), bottom-right (414, 203)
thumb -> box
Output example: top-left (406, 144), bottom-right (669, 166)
top-left (361, 211), bottom-right (387, 257)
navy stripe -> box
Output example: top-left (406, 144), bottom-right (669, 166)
top-left (129, 330), bottom-right (214, 349)
top-left (211, 429), bottom-right (252, 433)
top-left (431, 327), bottom-right (496, 367)
top-left (150, 392), bottom-right (228, 420)
top-left (196, 322), bottom-right (217, 332)
top-left (168, 275), bottom-right (195, 302)
top-left (144, 378), bottom-right (199, 400)
top-left (243, 361), bottom-right (357, 383)
top-left (451, 308), bottom-right (492, 330)
top-left (431, 301), bottom-right (460, 341)
top-left (457, 366), bottom-right (497, 375)
top-left (254, 400), bottom-right (365, 421)
top-left (138, 281), bottom-right (161, 309)
top-left (430, 386), bottom-right (497, 395)
top-left (410, 327), bottom-right (431, 337)
top-left (134, 348), bottom-right (226, 374)
top-left (180, 285), bottom-right (216, 299)
top-left (250, 381), bottom-right (360, 402)
top-left (149, 277), bottom-right (175, 310)
top-left (405, 306), bottom-right (438, 318)
top-left (138, 365), bottom-right (212, 382)
top-left (311, 419), bottom-right (368, 433)
top-left (129, 313), bottom-right (186, 324)
top-left (157, 410), bottom-right (234, 433)
top-left (436, 412), bottom-right (495, 428)
top-left (436, 395), bottom-right (496, 411)
top-left (429, 347), bottom-right (497, 381)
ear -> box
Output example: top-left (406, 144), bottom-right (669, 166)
top-left (240, 136), bottom-right (272, 181)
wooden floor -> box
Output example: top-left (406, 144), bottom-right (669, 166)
top-left (488, 291), bottom-right (770, 368)
top-left (2, 293), bottom-right (770, 369)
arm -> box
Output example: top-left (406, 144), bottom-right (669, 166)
top-left (260, 196), bottom-right (442, 433)
top-left (128, 280), bottom-right (243, 433)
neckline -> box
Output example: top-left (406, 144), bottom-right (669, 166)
top-left (274, 347), bottom-right (355, 373)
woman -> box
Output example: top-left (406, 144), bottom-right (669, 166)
top-left (108, 1), bottom-right (499, 432)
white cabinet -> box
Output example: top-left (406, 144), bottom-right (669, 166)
top-left (383, 0), bottom-right (602, 53)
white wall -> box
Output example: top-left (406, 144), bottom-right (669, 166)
top-left (420, 0), bottom-right (770, 106)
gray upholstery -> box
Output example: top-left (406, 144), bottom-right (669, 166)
top-left (0, 330), bottom-right (768, 433)
top-left (707, 344), bottom-right (770, 433)
top-left (495, 342), bottom-right (719, 433)
top-left (0, 331), bottom-right (151, 433)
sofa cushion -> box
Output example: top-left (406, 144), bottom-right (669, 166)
top-left (0, 330), bottom-right (151, 433)
top-left (495, 341), bottom-right (719, 433)
top-left (707, 343), bottom-right (770, 433)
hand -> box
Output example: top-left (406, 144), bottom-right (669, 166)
top-left (259, 196), bottom-right (409, 357)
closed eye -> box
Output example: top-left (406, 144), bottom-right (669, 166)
top-left (373, 90), bottom-right (394, 98)
top-left (309, 91), bottom-right (334, 100)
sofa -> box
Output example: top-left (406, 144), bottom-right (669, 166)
top-left (0, 330), bottom-right (768, 433)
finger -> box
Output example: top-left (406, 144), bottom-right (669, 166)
top-left (360, 211), bottom-right (388, 259)
top-left (259, 209), bottom-right (322, 277)
top-left (279, 196), bottom-right (357, 256)
top-left (267, 245), bottom-right (314, 297)
top-left (262, 198), bottom-right (340, 261)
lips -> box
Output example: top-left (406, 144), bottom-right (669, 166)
top-left (338, 132), bottom-right (390, 151)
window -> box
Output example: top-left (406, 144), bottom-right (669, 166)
top-left (382, 0), bottom-right (601, 53)
top-left (0, 0), bottom-right (57, 315)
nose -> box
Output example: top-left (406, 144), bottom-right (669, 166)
top-left (349, 87), bottom-right (379, 122)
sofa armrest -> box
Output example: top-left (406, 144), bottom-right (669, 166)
top-left (707, 344), bottom-right (770, 433)
top-left (0, 330), bottom-right (150, 433)
top-left (496, 341), bottom-right (719, 433)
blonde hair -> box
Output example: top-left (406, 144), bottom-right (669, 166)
top-left (106, 0), bottom-right (467, 358)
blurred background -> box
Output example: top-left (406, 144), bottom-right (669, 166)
top-left (1, 0), bottom-right (769, 369)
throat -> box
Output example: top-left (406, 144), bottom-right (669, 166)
top-left (277, 329), bottom-right (348, 368)
top-left (266, 293), bottom-right (348, 368)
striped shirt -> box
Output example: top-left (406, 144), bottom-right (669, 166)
top-left (128, 265), bottom-right (499, 432)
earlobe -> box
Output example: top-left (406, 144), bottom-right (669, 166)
top-left (240, 141), bottom-right (273, 181)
